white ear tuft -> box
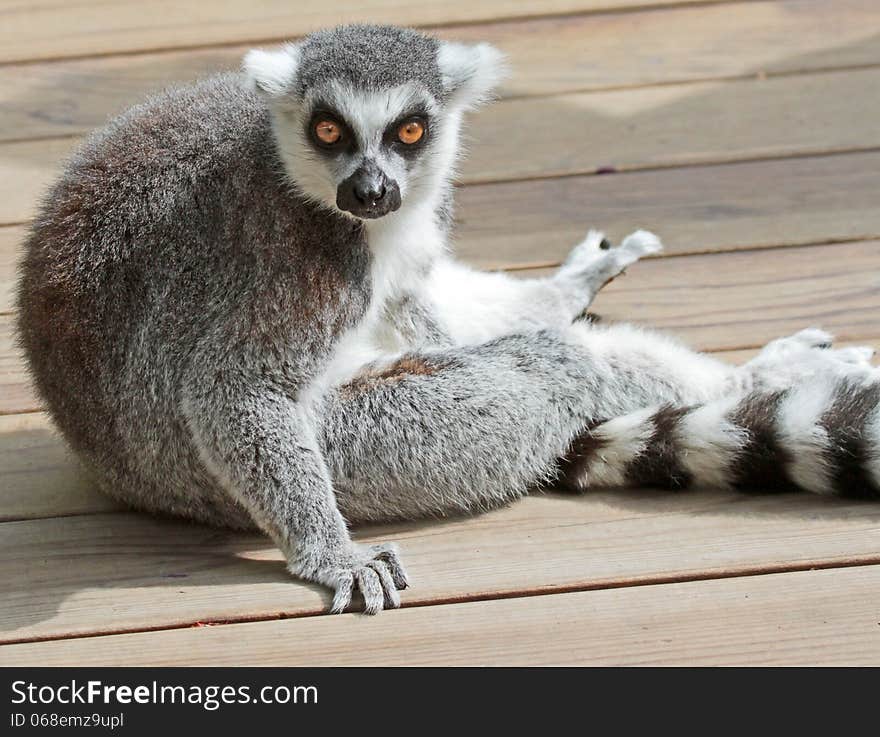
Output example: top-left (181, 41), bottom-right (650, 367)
top-left (437, 41), bottom-right (507, 109)
top-left (242, 43), bottom-right (300, 96)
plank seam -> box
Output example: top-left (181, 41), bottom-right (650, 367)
top-left (0, 133), bottom-right (81, 147)
top-left (459, 145), bottom-right (880, 188)
top-left (0, 406), bottom-right (42, 417)
top-left (500, 62), bottom-right (880, 103)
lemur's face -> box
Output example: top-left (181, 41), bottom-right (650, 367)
top-left (292, 80), bottom-right (439, 219)
top-left (244, 25), bottom-right (504, 221)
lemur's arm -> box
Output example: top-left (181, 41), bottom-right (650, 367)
top-left (181, 351), bottom-right (406, 615)
top-left (425, 230), bottom-right (661, 344)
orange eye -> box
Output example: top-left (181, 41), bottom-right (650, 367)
top-left (398, 119), bottom-right (425, 145)
top-left (315, 120), bottom-right (342, 145)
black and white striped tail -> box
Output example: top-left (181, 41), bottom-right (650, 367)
top-left (558, 379), bottom-right (880, 498)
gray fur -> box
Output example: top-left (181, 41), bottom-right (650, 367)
top-left (379, 293), bottom-right (451, 349)
top-left (19, 73), bottom-right (368, 526)
top-left (16, 25), bottom-right (880, 614)
top-left (294, 25), bottom-right (443, 100)
top-left (318, 328), bottom-right (719, 524)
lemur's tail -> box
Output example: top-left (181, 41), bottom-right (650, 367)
top-left (558, 378), bottom-right (880, 498)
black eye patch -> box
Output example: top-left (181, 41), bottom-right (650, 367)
top-left (382, 110), bottom-right (430, 153)
top-left (305, 108), bottom-right (355, 155)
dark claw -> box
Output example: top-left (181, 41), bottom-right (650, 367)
top-left (574, 310), bottom-right (602, 324)
top-left (599, 238), bottom-right (612, 250)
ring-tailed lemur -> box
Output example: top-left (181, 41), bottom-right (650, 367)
top-left (17, 24), bottom-right (880, 614)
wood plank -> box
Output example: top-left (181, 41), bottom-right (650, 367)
top-left (0, 413), bottom-right (120, 522)
top-left (0, 314), bottom-right (35, 415)
top-left (4, 153), bottom-right (880, 279)
top-left (0, 0), bottom-right (731, 65)
top-left (525, 235), bottom-right (880, 352)
top-left (459, 0), bottom-right (880, 97)
top-left (565, 240), bottom-right (880, 352)
top-left (4, 1), bottom-right (879, 142)
top-left (455, 153), bottom-right (880, 269)
top-left (3, 239), bottom-right (878, 416)
top-left (4, 565), bottom-right (880, 665)
top-left (5, 66), bottom-right (880, 225)
top-left (0, 137), bottom-right (72, 226)
top-left (468, 67), bottom-right (880, 183)
top-left (3, 488), bottom-right (880, 645)
top-left (0, 225), bottom-right (22, 313)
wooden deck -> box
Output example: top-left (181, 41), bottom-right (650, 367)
top-left (1, 0), bottom-right (880, 665)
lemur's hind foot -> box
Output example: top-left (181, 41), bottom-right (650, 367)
top-left (554, 229), bottom-right (662, 313)
top-left (744, 328), bottom-right (879, 391)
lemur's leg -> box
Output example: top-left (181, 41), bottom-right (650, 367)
top-left (742, 328), bottom-right (879, 390)
top-left (319, 324), bottom-right (879, 523)
top-left (183, 374), bottom-right (407, 615)
top-left (424, 230), bottom-right (661, 345)
top-left (316, 321), bottom-right (743, 523)
top-left (555, 229), bottom-right (663, 312)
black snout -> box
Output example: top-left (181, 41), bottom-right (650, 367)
top-left (337, 162), bottom-right (401, 219)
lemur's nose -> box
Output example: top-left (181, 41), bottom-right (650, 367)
top-left (354, 179), bottom-right (386, 205)
top-left (337, 160), bottom-right (401, 218)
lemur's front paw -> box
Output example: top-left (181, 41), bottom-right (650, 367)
top-left (295, 542), bottom-right (409, 615)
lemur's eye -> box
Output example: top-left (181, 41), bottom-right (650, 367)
top-left (397, 119), bottom-right (425, 145)
top-left (314, 119), bottom-right (343, 145)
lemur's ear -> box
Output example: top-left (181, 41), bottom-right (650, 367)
top-left (242, 43), bottom-right (300, 95)
top-left (437, 41), bottom-right (507, 109)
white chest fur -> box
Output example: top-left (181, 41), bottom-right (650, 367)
top-left (363, 202), bottom-right (445, 318)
